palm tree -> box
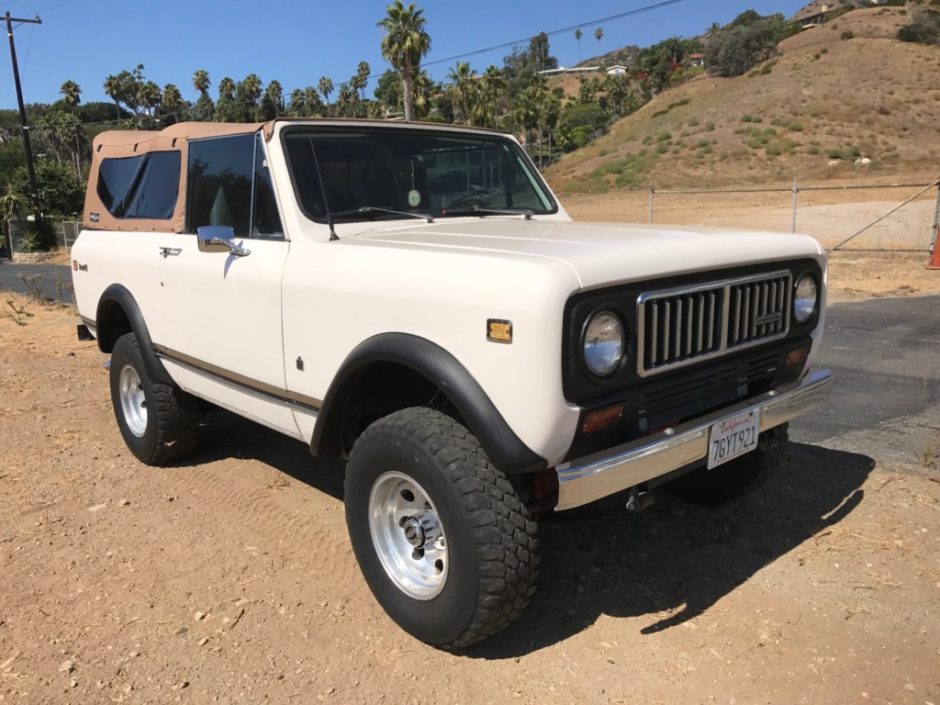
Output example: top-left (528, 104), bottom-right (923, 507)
top-left (288, 88), bottom-right (305, 116)
top-left (237, 73), bottom-right (263, 122)
top-left (161, 84), bottom-right (183, 124)
top-left (447, 61), bottom-right (475, 125)
top-left (263, 80), bottom-right (284, 119)
top-left (103, 74), bottom-right (123, 119)
top-left (216, 77), bottom-right (236, 121)
top-left (594, 27), bottom-right (604, 43)
top-left (60, 80), bottom-right (81, 109)
top-left (192, 69), bottom-right (213, 121)
top-left (479, 65), bottom-right (505, 128)
top-left (354, 61), bottom-right (371, 100)
top-left (574, 28), bottom-right (583, 62)
top-left (378, 1), bottom-right (431, 122)
top-left (318, 76), bottom-right (334, 107)
top-left (304, 86), bottom-right (324, 117)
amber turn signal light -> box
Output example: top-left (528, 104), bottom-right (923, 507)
top-left (785, 344), bottom-right (810, 368)
top-left (580, 404), bottom-right (625, 435)
top-left (487, 319), bottom-right (513, 344)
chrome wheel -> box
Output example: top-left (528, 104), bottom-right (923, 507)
top-left (118, 364), bottom-right (148, 438)
top-left (368, 471), bottom-right (448, 600)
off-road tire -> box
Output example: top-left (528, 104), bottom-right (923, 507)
top-left (664, 423), bottom-right (789, 506)
top-left (345, 407), bottom-right (539, 650)
top-left (109, 332), bottom-right (200, 465)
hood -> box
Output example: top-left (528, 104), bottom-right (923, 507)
top-left (341, 218), bottom-right (824, 290)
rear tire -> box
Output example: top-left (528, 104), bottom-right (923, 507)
top-left (345, 407), bottom-right (538, 649)
top-left (664, 423), bottom-right (788, 506)
top-left (109, 332), bottom-right (200, 465)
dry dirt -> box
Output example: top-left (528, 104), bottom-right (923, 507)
top-left (1, 279), bottom-right (939, 704)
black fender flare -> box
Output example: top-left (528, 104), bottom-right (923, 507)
top-left (95, 284), bottom-right (174, 386)
top-left (311, 333), bottom-right (547, 475)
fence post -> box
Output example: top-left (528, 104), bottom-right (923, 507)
top-left (648, 186), bottom-right (655, 225)
top-left (791, 177), bottom-right (799, 233)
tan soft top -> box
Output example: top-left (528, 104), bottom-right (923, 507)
top-left (84, 121), bottom-right (268, 233)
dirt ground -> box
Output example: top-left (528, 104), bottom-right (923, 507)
top-left (1, 265), bottom-right (939, 703)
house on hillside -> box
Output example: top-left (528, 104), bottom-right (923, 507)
top-left (538, 66), bottom-right (601, 77)
top-left (606, 65), bottom-right (629, 76)
top-left (792, 1), bottom-right (835, 27)
top-left (687, 53), bottom-right (705, 68)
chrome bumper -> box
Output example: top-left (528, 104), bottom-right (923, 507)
top-left (555, 368), bottom-right (833, 511)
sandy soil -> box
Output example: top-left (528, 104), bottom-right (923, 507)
top-left (0, 286), bottom-right (938, 704)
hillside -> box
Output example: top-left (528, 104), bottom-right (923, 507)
top-left (545, 7), bottom-right (940, 194)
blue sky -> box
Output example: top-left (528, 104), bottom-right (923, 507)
top-left (1, 0), bottom-right (807, 110)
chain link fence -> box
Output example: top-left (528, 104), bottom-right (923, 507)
top-left (642, 179), bottom-right (940, 251)
top-left (2, 219), bottom-right (82, 258)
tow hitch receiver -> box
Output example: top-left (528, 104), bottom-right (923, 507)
top-left (625, 485), bottom-right (655, 512)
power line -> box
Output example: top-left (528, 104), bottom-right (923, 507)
top-left (371, 0), bottom-right (690, 80)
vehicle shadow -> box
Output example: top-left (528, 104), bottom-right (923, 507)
top-left (465, 441), bottom-right (874, 659)
top-left (173, 409), bottom-right (347, 501)
top-left (173, 415), bottom-right (873, 659)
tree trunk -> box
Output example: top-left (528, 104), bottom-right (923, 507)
top-left (402, 74), bottom-right (415, 122)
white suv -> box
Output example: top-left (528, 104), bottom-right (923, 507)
top-left (71, 119), bottom-right (831, 649)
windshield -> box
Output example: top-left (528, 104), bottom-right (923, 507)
top-left (282, 127), bottom-right (557, 222)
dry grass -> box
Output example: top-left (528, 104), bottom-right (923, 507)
top-left (546, 7), bottom-right (940, 195)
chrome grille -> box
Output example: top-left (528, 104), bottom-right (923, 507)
top-left (728, 273), bottom-right (792, 347)
top-left (641, 288), bottom-right (723, 371)
top-left (637, 270), bottom-right (792, 376)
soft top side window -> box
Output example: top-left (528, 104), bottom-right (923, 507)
top-left (96, 151), bottom-right (180, 220)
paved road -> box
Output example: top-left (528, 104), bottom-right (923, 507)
top-left (1, 259), bottom-right (936, 465)
top-left (0, 262), bottom-right (72, 301)
top-left (790, 295), bottom-right (939, 472)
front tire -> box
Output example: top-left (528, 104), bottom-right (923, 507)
top-left (345, 407), bottom-right (538, 649)
top-left (109, 332), bottom-right (200, 465)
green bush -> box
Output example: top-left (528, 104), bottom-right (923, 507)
top-left (841, 30), bottom-right (855, 40)
top-left (788, 121), bottom-right (804, 132)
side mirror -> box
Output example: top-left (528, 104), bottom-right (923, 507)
top-left (196, 225), bottom-right (250, 257)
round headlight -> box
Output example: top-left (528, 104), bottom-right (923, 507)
top-left (793, 274), bottom-right (818, 323)
top-left (583, 311), bottom-right (625, 377)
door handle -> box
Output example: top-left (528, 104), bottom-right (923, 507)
top-left (159, 247), bottom-right (182, 258)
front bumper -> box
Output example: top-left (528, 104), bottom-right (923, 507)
top-left (554, 368), bottom-right (832, 511)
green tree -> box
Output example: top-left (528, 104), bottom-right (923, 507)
top-left (192, 69), bottom-right (214, 121)
top-left (288, 88), bottom-right (306, 116)
top-left (353, 61), bottom-right (371, 100)
top-left (705, 13), bottom-right (793, 77)
top-left (318, 76), bottom-right (334, 109)
top-left (574, 28), bottom-right (583, 62)
top-left (262, 80), bottom-right (284, 119)
top-left (374, 69), bottom-right (403, 114)
top-left (594, 27), bottom-right (604, 43)
top-left (103, 74), bottom-right (125, 120)
top-left (38, 108), bottom-right (83, 175)
top-left (304, 86), bottom-right (325, 117)
top-left (378, 0), bottom-right (431, 122)
top-left (160, 83), bottom-right (183, 124)
top-left (11, 160), bottom-right (84, 217)
top-left (216, 77), bottom-right (237, 121)
top-left (236, 73), bottom-right (263, 122)
top-left (447, 61), bottom-right (476, 124)
top-left (59, 80), bottom-right (81, 109)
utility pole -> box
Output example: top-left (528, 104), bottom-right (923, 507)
top-left (4, 11), bottom-right (43, 225)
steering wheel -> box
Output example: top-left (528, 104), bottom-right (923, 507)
top-left (447, 192), bottom-right (489, 210)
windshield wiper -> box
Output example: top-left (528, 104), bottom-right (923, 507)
top-left (442, 205), bottom-right (533, 220)
top-left (331, 206), bottom-right (434, 223)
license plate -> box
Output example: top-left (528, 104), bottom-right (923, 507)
top-left (707, 410), bottom-right (760, 469)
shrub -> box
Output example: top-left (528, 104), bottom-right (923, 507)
top-left (788, 121), bottom-right (804, 132)
top-left (841, 30), bottom-right (854, 40)
top-left (657, 132), bottom-right (672, 142)
top-left (696, 139), bottom-right (711, 149)
top-left (705, 121), bottom-right (716, 131)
